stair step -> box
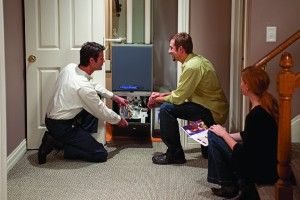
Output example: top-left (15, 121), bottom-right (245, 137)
top-left (292, 143), bottom-right (300, 190)
top-left (257, 185), bottom-right (300, 199)
top-left (256, 143), bottom-right (300, 199)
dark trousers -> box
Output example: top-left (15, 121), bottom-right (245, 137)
top-left (159, 102), bottom-right (215, 156)
top-left (45, 110), bottom-right (108, 162)
top-left (207, 131), bottom-right (261, 199)
top-left (207, 130), bottom-right (237, 185)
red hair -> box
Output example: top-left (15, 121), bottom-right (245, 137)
top-left (242, 66), bottom-right (278, 123)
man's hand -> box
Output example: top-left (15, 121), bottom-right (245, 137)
top-left (147, 97), bottom-right (156, 109)
top-left (147, 92), bottom-right (159, 109)
top-left (147, 92), bottom-right (170, 109)
top-left (112, 95), bottom-right (128, 107)
top-left (117, 118), bottom-right (128, 127)
top-left (150, 92), bottom-right (160, 99)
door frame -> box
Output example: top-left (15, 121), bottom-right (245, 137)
top-left (0, 0), bottom-right (7, 199)
top-left (229, 0), bottom-right (246, 131)
top-left (178, 0), bottom-right (190, 145)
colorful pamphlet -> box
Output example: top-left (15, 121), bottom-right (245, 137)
top-left (181, 120), bottom-right (208, 146)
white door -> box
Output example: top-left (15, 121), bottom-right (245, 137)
top-left (25, 0), bottom-right (106, 149)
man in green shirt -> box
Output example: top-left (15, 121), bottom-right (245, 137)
top-left (148, 32), bottom-right (228, 165)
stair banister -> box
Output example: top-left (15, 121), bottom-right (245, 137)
top-left (254, 30), bottom-right (300, 68)
top-left (248, 30), bottom-right (300, 200)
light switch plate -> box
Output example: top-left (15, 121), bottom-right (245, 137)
top-left (266, 26), bottom-right (277, 42)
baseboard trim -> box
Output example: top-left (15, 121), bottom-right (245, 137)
top-left (7, 139), bottom-right (27, 172)
top-left (292, 114), bottom-right (300, 143)
top-left (292, 114), bottom-right (300, 125)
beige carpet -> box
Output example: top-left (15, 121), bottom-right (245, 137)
top-left (8, 142), bottom-right (224, 200)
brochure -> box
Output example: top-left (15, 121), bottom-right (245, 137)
top-left (181, 120), bottom-right (208, 146)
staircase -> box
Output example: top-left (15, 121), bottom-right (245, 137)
top-left (256, 127), bottom-right (300, 199)
top-left (251, 30), bottom-right (300, 200)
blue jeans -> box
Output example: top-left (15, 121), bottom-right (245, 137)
top-left (207, 130), bottom-right (237, 186)
top-left (159, 102), bottom-right (215, 156)
top-left (45, 110), bottom-right (108, 162)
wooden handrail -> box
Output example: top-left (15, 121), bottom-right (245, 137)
top-left (254, 30), bottom-right (300, 68)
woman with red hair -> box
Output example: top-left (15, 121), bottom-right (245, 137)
top-left (207, 66), bottom-right (278, 199)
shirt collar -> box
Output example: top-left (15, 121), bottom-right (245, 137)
top-left (182, 53), bottom-right (195, 69)
top-left (76, 65), bottom-right (92, 80)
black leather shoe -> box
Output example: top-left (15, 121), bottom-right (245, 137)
top-left (152, 153), bottom-right (186, 165)
top-left (233, 182), bottom-right (260, 200)
top-left (38, 131), bottom-right (63, 164)
top-left (211, 185), bottom-right (239, 199)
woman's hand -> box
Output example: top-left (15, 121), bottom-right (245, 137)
top-left (210, 124), bottom-right (237, 150)
top-left (209, 124), bottom-right (228, 138)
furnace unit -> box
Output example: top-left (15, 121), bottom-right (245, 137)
top-left (111, 44), bottom-right (153, 141)
top-left (112, 44), bottom-right (153, 92)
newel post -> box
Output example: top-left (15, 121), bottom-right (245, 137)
top-left (275, 52), bottom-right (295, 200)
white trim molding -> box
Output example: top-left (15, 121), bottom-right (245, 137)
top-left (241, 0), bottom-right (250, 129)
top-left (177, 0), bottom-right (189, 33)
top-left (144, 0), bottom-right (151, 44)
top-left (126, 0), bottom-right (133, 43)
top-left (7, 140), bottom-right (27, 172)
top-left (177, 0), bottom-right (190, 84)
top-left (292, 114), bottom-right (300, 143)
top-left (178, 0), bottom-right (190, 148)
top-left (229, 0), bottom-right (245, 132)
top-left (0, 0), bottom-right (7, 198)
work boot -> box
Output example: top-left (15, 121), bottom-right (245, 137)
top-left (38, 131), bottom-right (63, 164)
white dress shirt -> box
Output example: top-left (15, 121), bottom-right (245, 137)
top-left (46, 63), bottom-right (121, 124)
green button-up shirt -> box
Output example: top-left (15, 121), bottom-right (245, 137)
top-left (164, 53), bottom-right (229, 124)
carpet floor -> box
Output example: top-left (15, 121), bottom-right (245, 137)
top-left (8, 142), bottom-right (225, 200)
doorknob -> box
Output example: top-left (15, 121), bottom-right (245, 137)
top-left (28, 55), bottom-right (37, 63)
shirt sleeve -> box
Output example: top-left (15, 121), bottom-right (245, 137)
top-left (164, 66), bottom-right (202, 104)
top-left (78, 86), bottom-right (121, 124)
top-left (94, 83), bottom-right (114, 99)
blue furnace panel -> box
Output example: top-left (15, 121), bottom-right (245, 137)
top-left (112, 44), bottom-right (153, 91)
